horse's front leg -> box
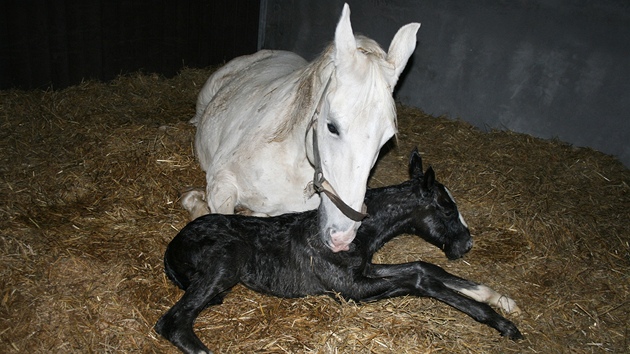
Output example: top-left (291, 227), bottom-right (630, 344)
top-left (180, 188), bottom-right (212, 220)
top-left (357, 262), bottom-right (523, 340)
top-left (206, 170), bottom-right (239, 214)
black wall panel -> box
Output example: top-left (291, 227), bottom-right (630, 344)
top-left (1, 1), bottom-right (259, 90)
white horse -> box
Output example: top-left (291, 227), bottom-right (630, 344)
top-left (184, 4), bottom-right (420, 252)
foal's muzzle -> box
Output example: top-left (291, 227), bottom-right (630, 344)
top-left (445, 236), bottom-right (473, 260)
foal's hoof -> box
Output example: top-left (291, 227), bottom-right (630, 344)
top-left (501, 322), bottom-right (524, 341)
top-left (155, 315), bottom-right (214, 354)
top-left (497, 295), bottom-right (522, 316)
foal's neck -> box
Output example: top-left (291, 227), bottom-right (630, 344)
top-left (363, 182), bottom-right (417, 251)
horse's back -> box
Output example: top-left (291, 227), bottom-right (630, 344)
top-left (191, 50), bottom-right (307, 124)
top-left (193, 49), bottom-right (309, 176)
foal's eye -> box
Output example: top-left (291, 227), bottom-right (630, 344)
top-left (442, 209), bottom-right (455, 218)
top-left (327, 122), bottom-right (339, 135)
top-left (436, 201), bottom-right (455, 217)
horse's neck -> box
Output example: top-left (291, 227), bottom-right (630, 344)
top-left (285, 60), bottom-right (335, 154)
top-left (267, 59), bottom-right (332, 151)
top-left (300, 58), bottom-right (334, 122)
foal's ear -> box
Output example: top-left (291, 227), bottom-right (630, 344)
top-left (334, 3), bottom-right (357, 64)
top-left (422, 166), bottom-right (436, 191)
top-left (387, 22), bottom-right (421, 85)
top-left (409, 147), bottom-right (424, 179)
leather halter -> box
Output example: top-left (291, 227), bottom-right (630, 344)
top-left (308, 72), bottom-right (369, 222)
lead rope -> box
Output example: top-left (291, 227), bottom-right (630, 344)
top-left (308, 72), bottom-right (368, 222)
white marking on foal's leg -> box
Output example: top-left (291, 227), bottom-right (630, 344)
top-left (180, 188), bottom-right (211, 220)
top-left (456, 284), bottom-right (522, 315)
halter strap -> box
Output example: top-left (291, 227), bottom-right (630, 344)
top-left (309, 72), bottom-right (369, 222)
top-left (312, 128), bottom-right (368, 221)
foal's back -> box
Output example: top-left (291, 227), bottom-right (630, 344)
top-left (164, 210), bottom-right (327, 295)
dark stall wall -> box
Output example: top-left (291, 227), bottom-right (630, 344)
top-left (0, 0), bottom-right (259, 90)
top-left (260, 0), bottom-right (630, 168)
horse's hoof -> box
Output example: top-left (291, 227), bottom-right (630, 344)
top-left (180, 188), bottom-right (211, 220)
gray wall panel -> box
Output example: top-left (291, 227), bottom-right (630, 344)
top-left (261, 0), bottom-right (630, 167)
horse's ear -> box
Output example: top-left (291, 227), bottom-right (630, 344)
top-left (409, 147), bottom-right (424, 179)
top-left (422, 166), bottom-right (436, 191)
top-left (334, 3), bottom-right (357, 64)
top-left (386, 23), bottom-right (421, 85)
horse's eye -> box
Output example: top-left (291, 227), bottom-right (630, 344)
top-left (327, 122), bottom-right (339, 135)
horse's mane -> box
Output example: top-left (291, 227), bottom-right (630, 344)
top-left (269, 36), bottom-right (397, 142)
top-left (352, 36), bottom-right (398, 131)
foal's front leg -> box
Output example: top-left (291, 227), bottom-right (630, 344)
top-left (358, 262), bottom-right (523, 340)
top-left (364, 262), bottom-right (521, 314)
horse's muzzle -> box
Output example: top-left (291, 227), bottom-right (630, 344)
top-left (327, 227), bottom-right (358, 252)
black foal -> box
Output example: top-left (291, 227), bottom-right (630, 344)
top-left (155, 149), bottom-right (522, 353)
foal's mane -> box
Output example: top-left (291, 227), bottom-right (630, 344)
top-left (269, 36), bottom-right (397, 142)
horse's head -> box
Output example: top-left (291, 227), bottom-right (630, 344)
top-left (308, 4), bottom-right (420, 252)
top-left (407, 148), bottom-right (472, 260)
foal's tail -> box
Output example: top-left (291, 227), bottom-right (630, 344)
top-left (163, 245), bottom-right (189, 291)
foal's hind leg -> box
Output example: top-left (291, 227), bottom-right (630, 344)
top-left (155, 277), bottom-right (236, 354)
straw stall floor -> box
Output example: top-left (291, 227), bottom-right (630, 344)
top-left (1, 68), bottom-right (628, 353)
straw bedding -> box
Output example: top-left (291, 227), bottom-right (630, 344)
top-left (0, 68), bottom-right (628, 353)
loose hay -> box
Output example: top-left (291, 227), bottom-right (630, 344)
top-left (0, 68), bottom-right (628, 353)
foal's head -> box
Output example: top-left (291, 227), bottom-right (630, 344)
top-left (407, 149), bottom-right (472, 259)
top-left (310, 4), bottom-right (420, 252)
